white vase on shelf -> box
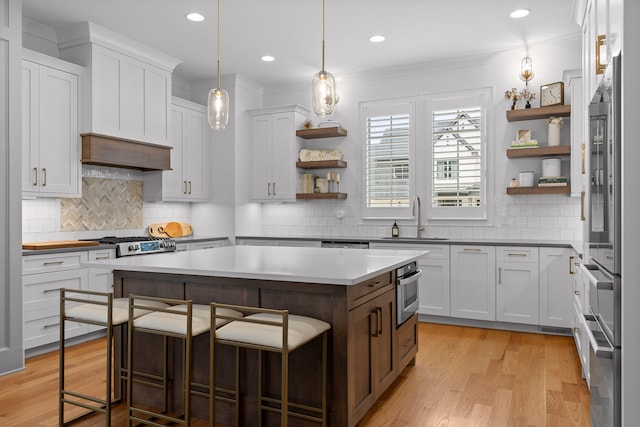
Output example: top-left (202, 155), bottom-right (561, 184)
top-left (546, 117), bottom-right (563, 147)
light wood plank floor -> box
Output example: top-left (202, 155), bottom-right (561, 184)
top-left (0, 323), bottom-right (590, 426)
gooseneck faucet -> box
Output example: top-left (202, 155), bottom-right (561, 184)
top-left (412, 195), bottom-right (425, 238)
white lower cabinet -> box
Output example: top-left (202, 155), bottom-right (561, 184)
top-left (450, 246), bottom-right (496, 321)
top-left (86, 249), bottom-right (116, 333)
top-left (570, 251), bottom-right (590, 382)
top-left (496, 247), bottom-right (539, 325)
top-left (22, 252), bottom-right (89, 349)
top-left (539, 247), bottom-right (574, 328)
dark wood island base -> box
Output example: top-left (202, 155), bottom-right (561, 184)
top-left (114, 269), bottom-right (418, 427)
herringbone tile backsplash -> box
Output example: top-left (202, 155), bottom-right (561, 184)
top-left (60, 178), bottom-right (143, 230)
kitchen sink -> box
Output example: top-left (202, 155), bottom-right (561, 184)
top-left (381, 237), bottom-right (448, 241)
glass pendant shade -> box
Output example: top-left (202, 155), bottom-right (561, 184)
top-left (519, 56), bottom-right (534, 82)
top-left (207, 88), bottom-right (229, 130)
top-left (312, 70), bottom-right (338, 117)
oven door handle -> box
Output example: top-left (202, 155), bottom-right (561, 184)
top-left (583, 313), bottom-right (614, 359)
top-left (398, 269), bottom-right (422, 286)
top-left (580, 263), bottom-right (614, 290)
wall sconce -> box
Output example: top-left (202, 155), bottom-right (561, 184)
top-left (519, 56), bottom-right (534, 85)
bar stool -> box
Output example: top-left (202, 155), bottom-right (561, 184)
top-left (127, 295), bottom-right (242, 426)
top-left (59, 289), bottom-right (169, 426)
top-left (210, 303), bottom-right (331, 427)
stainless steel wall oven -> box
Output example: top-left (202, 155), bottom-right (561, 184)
top-left (396, 262), bottom-right (421, 326)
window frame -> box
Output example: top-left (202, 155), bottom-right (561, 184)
top-left (423, 88), bottom-right (492, 222)
top-left (360, 98), bottom-right (417, 220)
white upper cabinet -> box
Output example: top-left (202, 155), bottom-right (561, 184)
top-left (22, 50), bottom-right (83, 198)
top-left (144, 98), bottom-right (209, 202)
top-left (249, 105), bottom-right (309, 202)
top-left (58, 22), bottom-right (180, 147)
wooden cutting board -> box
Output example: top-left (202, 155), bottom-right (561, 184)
top-left (147, 222), bottom-right (193, 238)
top-left (22, 240), bottom-right (100, 250)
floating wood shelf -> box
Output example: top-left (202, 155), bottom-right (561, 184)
top-left (506, 105), bottom-right (571, 122)
top-left (506, 186), bottom-right (571, 195)
top-left (296, 160), bottom-right (347, 169)
top-left (296, 192), bottom-right (348, 200)
top-left (506, 145), bottom-right (571, 158)
top-left (296, 127), bottom-right (348, 139)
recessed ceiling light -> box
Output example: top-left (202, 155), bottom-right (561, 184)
top-left (261, 55), bottom-right (275, 62)
top-left (369, 35), bottom-right (385, 43)
top-left (186, 12), bottom-right (205, 22)
top-left (510, 9), bottom-right (530, 18)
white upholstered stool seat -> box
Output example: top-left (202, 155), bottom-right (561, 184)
top-left (210, 304), bottom-right (330, 427)
top-left (134, 303), bottom-right (241, 336)
top-left (60, 289), bottom-right (167, 426)
top-left (215, 312), bottom-right (330, 350)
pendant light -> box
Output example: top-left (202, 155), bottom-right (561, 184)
top-left (207, 0), bottom-right (229, 130)
top-left (312, 0), bottom-right (339, 117)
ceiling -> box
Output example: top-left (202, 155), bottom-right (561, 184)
top-left (21, 0), bottom-right (581, 86)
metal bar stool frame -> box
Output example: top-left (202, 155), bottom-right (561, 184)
top-left (210, 303), bottom-right (329, 427)
top-left (59, 288), bottom-right (125, 426)
top-left (127, 295), bottom-right (210, 427)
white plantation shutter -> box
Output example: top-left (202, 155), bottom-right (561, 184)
top-left (427, 90), bottom-right (489, 220)
top-left (431, 107), bottom-right (481, 206)
top-left (362, 100), bottom-right (415, 219)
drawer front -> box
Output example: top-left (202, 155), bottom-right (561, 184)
top-left (23, 306), bottom-right (85, 349)
top-left (496, 246), bottom-right (538, 263)
top-left (23, 252), bottom-right (88, 275)
top-left (88, 249), bottom-right (115, 262)
top-left (370, 243), bottom-right (449, 259)
top-left (347, 271), bottom-right (393, 309)
top-left (190, 240), bottom-right (228, 250)
top-left (397, 314), bottom-right (418, 363)
top-left (23, 269), bottom-right (87, 313)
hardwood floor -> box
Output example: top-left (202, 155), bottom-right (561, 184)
top-left (0, 323), bottom-right (590, 426)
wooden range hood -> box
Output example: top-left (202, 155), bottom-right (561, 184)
top-left (81, 133), bottom-right (172, 171)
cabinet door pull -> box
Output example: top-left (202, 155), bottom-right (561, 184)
top-left (43, 287), bottom-right (61, 293)
top-left (44, 322), bottom-right (60, 329)
top-left (33, 167), bottom-right (38, 186)
top-left (184, 181), bottom-right (188, 194)
top-left (42, 168), bottom-right (47, 186)
top-left (581, 143), bottom-right (586, 174)
top-left (43, 261), bottom-right (64, 266)
top-left (95, 255), bottom-right (110, 260)
top-left (267, 182), bottom-right (271, 196)
top-left (569, 255), bottom-right (575, 275)
top-left (595, 35), bottom-right (606, 75)
top-left (371, 311), bottom-right (378, 337)
top-left (376, 307), bottom-right (383, 336)
top-left (188, 181), bottom-right (192, 194)
top-left (498, 267), bottom-right (502, 284)
top-left (463, 248), bottom-right (481, 252)
top-left (580, 191), bottom-right (586, 221)
top-left (273, 182), bottom-right (276, 196)
top-left (367, 281), bottom-right (383, 288)
top-left (507, 253), bottom-right (527, 257)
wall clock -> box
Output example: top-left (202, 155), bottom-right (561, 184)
top-left (540, 82), bottom-right (565, 107)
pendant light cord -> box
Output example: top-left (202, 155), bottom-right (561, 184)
top-left (217, 0), bottom-right (221, 89)
top-left (321, 0), bottom-right (325, 73)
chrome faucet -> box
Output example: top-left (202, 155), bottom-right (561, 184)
top-left (412, 195), bottom-right (425, 238)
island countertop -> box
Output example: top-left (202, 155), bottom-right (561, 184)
top-left (82, 245), bottom-right (427, 285)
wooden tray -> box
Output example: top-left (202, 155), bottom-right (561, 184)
top-left (22, 240), bottom-right (100, 250)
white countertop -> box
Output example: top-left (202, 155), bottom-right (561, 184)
top-left (81, 245), bottom-right (428, 285)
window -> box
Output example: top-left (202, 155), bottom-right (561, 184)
top-left (361, 100), bottom-right (415, 219)
top-left (426, 89), bottom-right (490, 220)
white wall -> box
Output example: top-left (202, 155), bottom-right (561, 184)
top-left (246, 36), bottom-right (584, 240)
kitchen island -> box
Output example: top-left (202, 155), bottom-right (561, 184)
top-left (83, 245), bottom-right (427, 427)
